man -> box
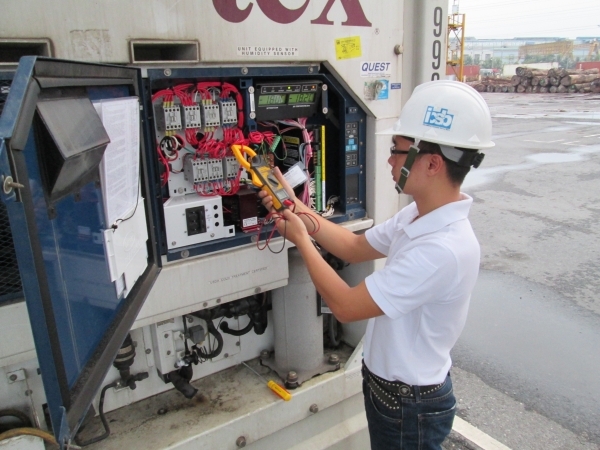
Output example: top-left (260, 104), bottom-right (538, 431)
top-left (260, 80), bottom-right (494, 449)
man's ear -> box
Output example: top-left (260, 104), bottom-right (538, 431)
top-left (427, 154), bottom-right (445, 175)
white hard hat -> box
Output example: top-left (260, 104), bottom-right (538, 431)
top-left (378, 80), bottom-right (494, 150)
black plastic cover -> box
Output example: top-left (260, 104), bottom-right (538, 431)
top-left (35, 97), bottom-right (110, 203)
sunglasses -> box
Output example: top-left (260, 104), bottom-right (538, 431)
top-left (390, 145), bottom-right (410, 156)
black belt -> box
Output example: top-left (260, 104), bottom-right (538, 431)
top-left (362, 362), bottom-right (445, 399)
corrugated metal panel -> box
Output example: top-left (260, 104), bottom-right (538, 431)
top-left (446, 65), bottom-right (479, 77)
top-left (576, 61), bottom-right (600, 70)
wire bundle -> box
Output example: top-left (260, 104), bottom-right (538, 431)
top-left (256, 201), bottom-right (320, 253)
top-left (153, 82), bottom-right (250, 196)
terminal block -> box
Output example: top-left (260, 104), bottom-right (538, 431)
top-left (164, 105), bottom-right (183, 131)
top-left (222, 156), bottom-right (241, 179)
top-left (201, 102), bottom-right (221, 128)
top-left (183, 156), bottom-right (209, 183)
top-left (207, 159), bottom-right (223, 180)
top-left (183, 104), bottom-right (202, 129)
top-left (184, 157), bottom-right (224, 183)
top-left (219, 99), bottom-right (238, 126)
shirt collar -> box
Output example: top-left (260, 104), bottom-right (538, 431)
top-left (403, 193), bottom-right (473, 239)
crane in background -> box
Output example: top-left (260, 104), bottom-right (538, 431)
top-left (447, 0), bottom-right (466, 81)
top-left (589, 40), bottom-right (599, 59)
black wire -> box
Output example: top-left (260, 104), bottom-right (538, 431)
top-left (197, 318), bottom-right (224, 360)
top-left (111, 194), bottom-right (140, 230)
top-left (261, 291), bottom-right (268, 306)
top-left (212, 317), bottom-right (224, 354)
top-left (183, 315), bottom-right (190, 354)
top-left (220, 317), bottom-right (255, 336)
top-left (110, 151), bottom-right (142, 230)
top-left (201, 319), bottom-right (215, 359)
top-left (74, 381), bottom-right (118, 446)
top-left (267, 219), bottom-right (287, 254)
top-left (328, 314), bottom-right (342, 347)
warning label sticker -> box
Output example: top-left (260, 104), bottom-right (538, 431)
top-left (237, 46), bottom-right (299, 57)
top-left (243, 217), bottom-right (259, 228)
top-left (335, 36), bottom-right (362, 60)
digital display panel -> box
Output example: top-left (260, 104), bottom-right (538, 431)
top-left (258, 94), bottom-right (286, 106)
top-left (288, 93), bottom-right (315, 104)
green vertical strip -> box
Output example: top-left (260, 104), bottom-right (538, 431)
top-left (321, 125), bottom-right (326, 212)
top-left (315, 145), bottom-right (322, 212)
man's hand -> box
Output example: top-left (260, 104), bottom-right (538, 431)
top-left (259, 167), bottom-right (296, 212)
top-left (276, 209), bottom-right (310, 246)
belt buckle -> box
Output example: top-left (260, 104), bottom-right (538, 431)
top-left (399, 384), bottom-right (412, 397)
top-left (372, 372), bottom-right (412, 397)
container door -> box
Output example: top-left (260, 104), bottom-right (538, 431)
top-left (0, 57), bottom-right (160, 448)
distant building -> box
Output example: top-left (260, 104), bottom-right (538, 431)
top-left (453, 37), bottom-right (600, 65)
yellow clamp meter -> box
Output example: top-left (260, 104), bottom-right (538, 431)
top-left (230, 144), bottom-right (291, 212)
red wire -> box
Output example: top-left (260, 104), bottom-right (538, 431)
top-left (255, 202), bottom-right (321, 252)
top-left (256, 212), bottom-right (286, 251)
top-left (297, 211), bottom-right (320, 235)
top-left (156, 145), bottom-right (170, 186)
top-left (152, 88), bottom-right (174, 102)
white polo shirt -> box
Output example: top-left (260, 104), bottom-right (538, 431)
top-left (364, 194), bottom-right (480, 386)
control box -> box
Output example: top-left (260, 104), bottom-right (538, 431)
top-left (163, 195), bottom-right (235, 249)
top-left (147, 67), bottom-right (367, 260)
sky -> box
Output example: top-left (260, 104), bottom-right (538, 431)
top-left (449, 0), bottom-right (600, 40)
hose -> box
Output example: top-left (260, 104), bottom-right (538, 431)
top-left (328, 314), bottom-right (342, 347)
top-left (0, 427), bottom-right (57, 446)
top-left (196, 319), bottom-right (223, 360)
top-left (74, 380), bottom-right (118, 447)
top-left (220, 318), bottom-right (254, 336)
top-left (0, 409), bottom-right (32, 432)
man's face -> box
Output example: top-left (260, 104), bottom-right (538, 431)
top-left (388, 136), bottom-right (413, 185)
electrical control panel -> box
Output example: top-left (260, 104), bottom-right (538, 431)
top-left (147, 67), bottom-right (367, 261)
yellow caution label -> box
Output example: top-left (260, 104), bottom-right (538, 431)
top-left (282, 136), bottom-right (301, 145)
top-left (335, 36), bottom-right (362, 60)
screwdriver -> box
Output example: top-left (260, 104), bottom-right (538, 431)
top-left (242, 362), bottom-right (292, 401)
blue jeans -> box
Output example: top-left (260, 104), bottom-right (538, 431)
top-left (363, 372), bottom-right (456, 450)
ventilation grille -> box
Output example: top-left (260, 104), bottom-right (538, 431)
top-left (0, 75), bottom-right (23, 304)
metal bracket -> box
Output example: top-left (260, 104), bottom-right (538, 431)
top-left (6, 368), bottom-right (26, 383)
top-left (58, 406), bottom-right (72, 450)
top-left (0, 140), bottom-right (18, 202)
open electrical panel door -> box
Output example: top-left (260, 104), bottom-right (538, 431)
top-left (0, 56), bottom-right (369, 448)
top-left (0, 57), bottom-right (160, 448)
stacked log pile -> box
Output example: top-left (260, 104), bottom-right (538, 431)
top-left (470, 76), bottom-right (515, 93)
top-left (469, 67), bottom-right (600, 94)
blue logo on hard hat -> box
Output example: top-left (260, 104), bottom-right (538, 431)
top-left (423, 106), bottom-right (454, 130)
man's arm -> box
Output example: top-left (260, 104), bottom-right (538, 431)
top-left (260, 168), bottom-right (385, 263)
top-left (290, 218), bottom-right (384, 323)
top-left (291, 199), bottom-right (384, 264)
